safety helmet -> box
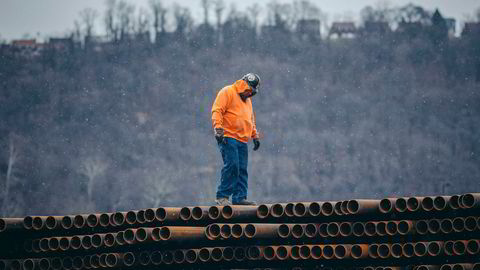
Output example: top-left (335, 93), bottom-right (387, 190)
top-left (242, 73), bottom-right (261, 96)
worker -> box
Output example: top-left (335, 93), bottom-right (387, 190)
top-left (211, 73), bottom-right (261, 205)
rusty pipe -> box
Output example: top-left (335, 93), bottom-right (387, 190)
top-left (135, 227), bottom-right (157, 243)
top-left (347, 199), bottom-right (380, 215)
top-left (0, 218), bottom-right (22, 233)
top-left (159, 226), bottom-right (206, 242)
top-left (327, 222), bottom-right (340, 237)
top-left (292, 224), bottom-right (305, 238)
top-left (82, 256), bottom-right (91, 269)
top-left (321, 202), bottom-right (334, 216)
top-left (290, 246), bottom-right (301, 260)
top-left (376, 222), bottom-right (387, 236)
top-left (277, 224), bottom-right (293, 238)
top-left (414, 242), bottom-right (428, 257)
top-left (293, 202), bottom-right (310, 217)
top-left (244, 224), bottom-right (281, 239)
top-left (461, 193), bottom-right (480, 209)
top-left (81, 235), bottom-right (92, 250)
top-left (32, 216), bottom-right (46, 231)
top-left (73, 215), bottom-right (88, 229)
top-left (299, 245), bottom-right (311, 259)
top-left (351, 244), bottom-right (369, 259)
top-left (352, 222), bottom-right (365, 237)
top-left (421, 197), bottom-right (435, 211)
top-left (415, 220), bottom-right (429, 235)
top-left (89, 255), bottom-right (100, 269)
top-left (433, 196), bottom-right (449, 211)
top-left (62, 257), bottom-right (73, 270)
top-left (453, 217), bottom-right (465, 232)
top-left (318, 223), bottom-right (329, 237)
top-left (38, 258), bottom-right (50, 270)
top-left (466, 240), bottom-right (479, 255)
top-left (365, 222), bottom-right (377, 236)
top-left (173, 250), bottom-right (186, 264)
top-left (220, 224), bottom-right (232, 239)
top-left (98, 213), bottom-right (111, 227)
top-left (379, 198), bottom-right (396, 214)
top-left (47, 237), bottom-right (60, 251)
top-left (465, 216), bottom-right (477, 232)
top-left (309, 202), bottom-right (322, 216)
top-left (150, 251), bottom-right (161, 265)
top-left (448, 195), bottom-right (461, 210)
top-left (233, 247), bottom-right (246, 261)
top-left (98, 254), bottom-right (108, 268)
top-left (428, 219), bottom-right (441, 234)
top-left (334, 244), bottom-right (352, 259)
top-left (444, 240), bottom-right (455, 255)
top-left (198, 248), bottom-right (211, 262)
top-left (156, 207), bottom-right (182, 222)
top-left (112, 212), bottom-right (127, 227)
top-left (45, 216), bottom-right (63, 230)
top-left (403, 243), bottom-right (415, 258)
top-left (427, 241), bottom-right (443, 256)
top-left (39, 238), bottom-right (49, 252)
top-left (50, 258), bottom-right (62, 270)
top-left (123, 252), bottom-right (136, 267)
top-left (136, 210), bottom-right (146, 224)
top-left (305, 223), bottom-right (318, 238)
top-left (144, 209), bottom-right (156, 223)
top-left (440, 219), bottom-right (453, 234)
top-left (378, 244), bottom-right (391, 258)
top-left (192, 206), bottom-right (210, 221)
top-left (334, 201), bottom-right (343, 216)
top-left (23, 216), bottom-right (34, 230)
top-left (58, 237), bottom-right (71, 251)
top-left (208, 206), bottom-right (222, 220)
top-left (85, 214), bottom-right (99, 228)
top-left (284, 203), bottom-right (295, 217)
top-left (115, 231), bottom-right (126, 245)
top-left (70, 236), bottom-right (82, 250)
top-left (72, 256), bottom-right (83, 270)
top-left (104, 233), bottom-right (116, 247)
top-left (231, 224), bottom-right (246, 239)
top-left (125, 211), bottom-right (137, 225)
top-left (391, 243), bottom-right (403, 258)
top-left (180, 207), bottom-right (192, 221)
top-left (91, 234), bottom-right (104, 248)
top-left (207, 224), bottom-right (221, 239)
top-left (453, 264), bottom-right (474, 270)
top-left (395, 198), bottom-right (408, 213)
top-left (407, 197), bottom-right (423, 212)
top-left (257, 204), bottom-right (270, 219)
top-left (386, 221), bottom-right (398, 236)
top-left (323, 245), bottom-right (334, 259)
top-left (341, 200), bottom-right (349, 215)
top-left (264, 246), bottom-right (276, 260)
top-left (339, 222), bottom-right (352, 237)
top-left (105, 253), bottom-right (125, 268)
top-left (222, 205), bottom-right (258, 220)
top-left (310, 245), bottom-right (322, 259)
top-left (398, 220), bottom-right (414, 235)
top-left (123, 228), bottom-right (138, 244)
top-left (186, 249), bottom-right (199, 263)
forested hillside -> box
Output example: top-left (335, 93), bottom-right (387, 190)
top-left (1, 1), bottom-right (480, 217)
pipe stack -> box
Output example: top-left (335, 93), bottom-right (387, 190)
top-left (1, 193), bottom-right (479, 270)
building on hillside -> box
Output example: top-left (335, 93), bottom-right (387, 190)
top-left (85, 35), bottom-right (110, 52)
top-left (329, 22), bottom-right (356, 38)
top-left (362, 21), bottom-right (391, 35)
top-left (462, 22), bottom-right (480, 37)
top-left (49, 37), bottom-right (74, 52)
top-left (296, 19), bottom-right (321, 42)
top-left (11, 39), bottom-right (44, 58)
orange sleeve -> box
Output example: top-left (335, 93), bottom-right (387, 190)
top-left (251, 111), bottom-right (259, 139)
top-left (211, 88), bottom-right (230, 129)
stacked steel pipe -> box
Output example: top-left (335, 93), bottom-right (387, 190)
top-left (1, 193), bottom-right (479, 270)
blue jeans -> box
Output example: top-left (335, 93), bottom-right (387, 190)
top-left (216, 137), bottom-right (248, 203)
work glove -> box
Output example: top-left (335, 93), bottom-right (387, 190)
top-left (214, 128), bottom-right (225, 144)
top-left (253, 139), bottom-right (260, 151)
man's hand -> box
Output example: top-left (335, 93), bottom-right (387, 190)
top-left (214, 128), bottom-right (225, 144)
top-left (253, 139), bottom-right (260, 151)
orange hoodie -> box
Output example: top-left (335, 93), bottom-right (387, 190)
top-left (211, 80), bottom-right (258, 143)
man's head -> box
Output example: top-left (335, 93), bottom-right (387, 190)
top-left (241, 73), bottom-right (261, 97)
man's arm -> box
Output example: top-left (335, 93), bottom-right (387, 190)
top-left (212, 89), bottom-right (230, 143)
top-left (251, 111), bottom-right (260, 151)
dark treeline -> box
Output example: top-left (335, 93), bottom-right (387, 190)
top-left (1, 1), bottom-right (480, 217)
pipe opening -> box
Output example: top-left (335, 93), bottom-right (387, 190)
top-left (136, 210), bottom-right (145, 223)
top-left (222, 205), bottom-right (234, 219)
top-left (140, 251), bottom-right (152, 265)
top-left (73, 257), bottom-right (84, 270)
top-left (462, 194), bottom-right (475, 208)
top-left (306, 224), bottom-right (318, 237)
top-left (278, 246), bottom-right (289, 259)
top-left (453, 217), bottom-right (465, 232)
top-left (61, 216), bottom-right (72, 229)
top-left (49, 238), bottom-right (59, 250)
top-left (264, 246), bottom-right (275, 260)
top-left (91, 234), bottom-right (102, 247)
top-left (160, 227), bottom-right (171, 240)
top-left (319, 223), bottom-right (328, 237)
top-left (59, 238), bottom-right (70, 250)
top-left (257, 204), bottom-right (270, 218)
top-left (221, 224), bottom-right (232, 238)
top-left (294, 203), bottom-right (307, 216)
top-left (321, 202), bottom-right (333, 216)
top-left (71, 236), bottom-right (81, 249)
top-left (365, 222), bottom-right (376, 236)
top-left (334, 202), bottom-right (343, 215)
top-left (311, 245), bottom-right (322, 259)
top-left (212, 247), bottom-right (223, 261)
top-left (398, 220), bottom-right (410, 235)
top-left (453, 241), bottom-right (466, 255)
top-left (245, 224), bottom-right (256, 238)
top-left (233, 247), bottom-right (246, 261)
top-left (421, 197), bottom-right (434, 211)
top-left (415, 220), bottom-right (428, 234)
top-left (285, 203), bottom-right (295, 217)
top-left (309, 202), bottom-right (321, 216)
top-left (155, 208), bottom-right (167, 221)
top-left (292, 224), bottom-right (304, 238)
top-left (386, 221), bottom-right (397, 235)
top-left (62, 257), bottom-right (73, 270)
top-left (368, 244), bottom-right (379, 258)
top-left (33, 217), bottom-right (44, 230)
top-left (73, 215), bottom-right (85, 228)
top-left (223, 247), bottom-right (234, 261)
top-left (81, 235), bottom-right (92, 249)
top-left (391, 243), bottom-right (403, 258)
top-left (86, 214), bottom-right (97, 227)
top-left (376, 222), bottom-right (386, 236)
top-left (433, 196), bottom-right (447, 210)
top-left (180, 207), bottom-right (192, 221)
top-left (46, 216), bottom-right (57, 229)
top-left (327, 223), bottom-right (339, 237)
top-left (89, 256), bottom-right (99, 268)
top-left (124, 229), bottom-right (135, 242)
top-left (39, 238), bottom-right (49, 251)
top-left (106, 254), bottom-right (117, 267)
top-left (335, 245), bottom-right (347, 258)
top-left (465, 216), bottom-right (477, 231)
top-left (407, 197), bottom-right (420, 211)
top-left (378, 244), bottom-right (390, 258)
top-left (23, 216), bottom-right (33, 229)
top-left (104, 234), bottom-right (115, 247)
top-left (199, 248), bottom-right (210, 262)
top-left (291, 246), bottom-right (300, 259)
top-left (340, 222), bottom-right (352, 236)
top-left (353, 222), bottom-right (365, 236)
top-left (136, 228), bottom-right (147, 242)
top-left (23, 259), bottom-right (35, 270)
top-left (51, 258), bottom-right (62, 270)
top-left (351, 245), bottom-right (363, 258)
top-left (300, 245), bottom-right (311, 259)
top-left (152, 228), bottom-right (161, 241)
top-left (380, 199), bottom-right (393, 213)
top-left (445, 241), bottom-right (454, 255)
top-left (115, 231), bottom-right (125, 245)
top-left (428, 219), bottom-right (441, 234)
top-left (441, 265), bottom-right (453, 270)
top-left (126, 211), bottom-right (137, 224)
top-left (453, 265), bottom-right (466, 270)
top-left (162, 251), bottom-right (174, 264)
top-left (173, 250), bottom-right (185, 263)
top-left (208, 224), bottom-right (221, 238)
top-left (39, 258), bottom-right (50, 270)
top-left (341, 200), bottom-right (349, 214)
top-left (272, 204), bottom-right (284, 217)
top-left (144, 209), bottom-right (155, 222)
top-left (395, 198), bottom-right (407, 212)
top-left (323, 245), bottom-right (334, 259)
top-left (186, 249), bottom-right (198, 263)
top-left (428, 242), bottom-right (441, 256)
top-left (232, 224), bottom-right (244, 238)
top-left (192, 207), bottom-right (204, 220)
top-left (441, 219), bottom-right (453, 233)
top-left (467, 240), bottom-right (479, 254)
top-left (99, 214), bottom-right (110, 226)
top-left (414, 242), bottom-right (427, 256)
top-left (347, 200), bottom-right (359, 214)
top-left (449, 195), bottom-right (460, 209)
top-left (278, 224), bottom-right (291, 238)
top-left (208, 206), bottom-right (221, 220)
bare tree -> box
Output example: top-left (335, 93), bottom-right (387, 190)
top-left (201, 0), bottom-right (211, 25)
top-left (247, 3), bottom-right (261, 33)
top-left (78, 156), bottom-right (108, 203)
top-left (214, 0), bottom-right (225, 43)
top-left (104, 0), bottom-right (118, 41)
top-left (79, 8), bottom-right (99, 38)
top-left (136, 8), bottom-right (150, 34)
top-left (149, 0), bottom-right (167, 34)
top-left (173, 4), bottom-right (193, 36)
top-left (117, 0), bottom-right (136, 40)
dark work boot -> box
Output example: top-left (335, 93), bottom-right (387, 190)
top-left (233, 199), bottom-right (256, 205)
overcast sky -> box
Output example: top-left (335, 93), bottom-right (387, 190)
top-left (1, 0), bottom-right (479, 41)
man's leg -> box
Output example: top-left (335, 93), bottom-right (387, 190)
top-left (232, 141), bottom-right (249, 204)
top-left (216, 138), bottom-right (240, 201)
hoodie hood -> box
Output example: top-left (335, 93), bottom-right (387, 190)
top-left (233, 79), bottom-right (251, 94)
